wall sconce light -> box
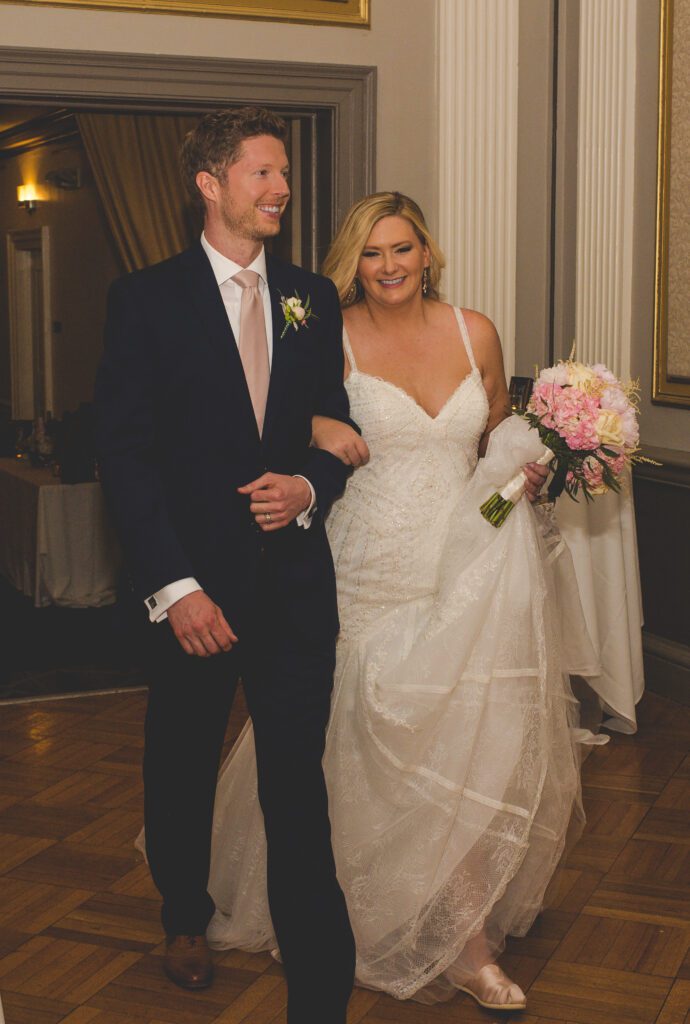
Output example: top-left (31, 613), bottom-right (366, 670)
top-left (17, 184), bottom-right (39, 214)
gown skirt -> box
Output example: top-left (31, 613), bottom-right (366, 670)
top-left (204, 311), bottom-right (603, 1001)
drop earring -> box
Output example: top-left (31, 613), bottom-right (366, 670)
top-left (346, 278), bottom-right (361, 305)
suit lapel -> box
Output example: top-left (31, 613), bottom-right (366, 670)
top-left (176, 245), bottom-right (302, 450)
top-left (262, 254), bottom-right (292, 443)
top-left (176, 244), bottom-right (260, 447)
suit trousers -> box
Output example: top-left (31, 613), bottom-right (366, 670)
top-left (142, 607), bottom-right (355, 1024)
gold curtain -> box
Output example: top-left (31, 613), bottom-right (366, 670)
top-left (77, 113), bottom-right (200, 273)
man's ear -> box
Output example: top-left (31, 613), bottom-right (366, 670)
top-left (196, 171), bottom-right (217, 204)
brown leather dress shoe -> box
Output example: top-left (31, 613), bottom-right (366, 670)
top-left (164, 934), bottom-right (213, 990)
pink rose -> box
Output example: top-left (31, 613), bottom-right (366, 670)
top-left (582, 456), bottom-right (608, 494)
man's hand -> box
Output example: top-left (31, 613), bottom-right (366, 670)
top-left (167, 591), bottom-right (238, 657)
top-left (238, 473), bottom-right (311, 532)
top-left (311, 415), bottom-right (370, 467)
top-left (524, 461), bottom-right (550, 502)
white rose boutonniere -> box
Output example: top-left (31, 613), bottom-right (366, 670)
top-left (279, 291), bottom-right (317, 338)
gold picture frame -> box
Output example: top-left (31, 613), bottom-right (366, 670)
top-left (14, 0), bottom-right (369, 24)
top-left (653, 0), bottom-right (690, 407)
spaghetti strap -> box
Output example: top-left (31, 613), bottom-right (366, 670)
top-left (454, 307), bottom-right (478, 372)
top-left (342, 325), bottom-right (358, 372)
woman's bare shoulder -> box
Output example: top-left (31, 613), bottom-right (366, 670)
top-left (459, 308), bottom-right (502, 366)
top-left (459, 307), bottom-right (499, 339)
top-left (342, 304), bottom-right (368, 333)
top-left (427, 299), bottom-right (458, 325)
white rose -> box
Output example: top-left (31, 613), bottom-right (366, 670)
top-left (596, 409), bottom-right (624, 447)
top-left (293, 306), bottom-right (306, 321)
top-left (567, 362), bottom-right (597, 387)
top-left (620, 407), bottom-right (639, 447)
top-left (591, 362), bottom-right (618, 384)
top-left (286, 296), bottom-right (300, 309)
top-left (539, 364), bottom-right (569, 386)
top-left (600, 386), bottom-right (629, 414)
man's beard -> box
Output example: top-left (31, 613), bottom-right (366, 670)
top-left (221, 202), bottom-right (282, 242)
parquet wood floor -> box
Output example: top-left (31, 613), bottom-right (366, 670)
top-left (0, 690), bottom-right (688, 1024)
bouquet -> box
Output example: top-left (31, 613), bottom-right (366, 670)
top-left (480, 359), bottom-right (643, 528)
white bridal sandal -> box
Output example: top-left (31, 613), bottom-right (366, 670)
top-left (458, 963), bottom-right (527, 1011)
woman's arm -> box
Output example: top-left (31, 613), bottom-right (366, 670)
top-left (468, 310), bottom-right (547, 500)
top-left (311, 416), bottom-right (370, 467)
top-left (296, 278), bottom-right (359, 516)
top-left (467, 311), bottom-right (511, 458)
top-left (310, 304), bottom-right (369, 467)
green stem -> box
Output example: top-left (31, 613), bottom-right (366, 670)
top-left (480, 492), bottom-right (515, 528)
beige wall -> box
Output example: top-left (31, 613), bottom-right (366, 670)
top-left (0, 139), bottom-right (121, 415)
top-left (0, 0), bottom-right (439, 231)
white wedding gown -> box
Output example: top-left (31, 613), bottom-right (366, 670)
top-left (206, 308), bottom-right (603, 1001)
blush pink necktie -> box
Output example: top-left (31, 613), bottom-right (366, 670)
top-left (230, 269), bottom-right (270, 435)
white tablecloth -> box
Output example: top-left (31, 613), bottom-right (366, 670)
top-left (556, 471), bottom-right (645, 733)
top-left (0, 458), bottom-right (121, 608)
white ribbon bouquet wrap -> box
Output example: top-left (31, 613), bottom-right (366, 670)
top-left (478, 416), bottom-right (553, 523)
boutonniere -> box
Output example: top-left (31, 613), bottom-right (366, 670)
top-left (279, 291), bottom-right (318, 339)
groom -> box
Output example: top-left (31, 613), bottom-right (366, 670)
top-left (95, 107), bottom-right (356, 1023)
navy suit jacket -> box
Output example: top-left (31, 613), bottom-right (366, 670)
top-left (95, 242), bottom-right (353, 641)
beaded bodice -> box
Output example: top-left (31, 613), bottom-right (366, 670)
top-left (326, 308), bottom-right (489, 637)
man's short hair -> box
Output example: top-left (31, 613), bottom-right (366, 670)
top-left (180, 106), bottom-right (288, 209)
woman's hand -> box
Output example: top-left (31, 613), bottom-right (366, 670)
top-left (523, 461), bottom-right (549, 502)
top-left (311, 416), bottom-right (370, 467)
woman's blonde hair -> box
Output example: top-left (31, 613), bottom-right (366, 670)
top-left (322, 191), bottom-right (445, 307)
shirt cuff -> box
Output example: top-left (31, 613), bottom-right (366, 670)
top-left (294, 475), bottom-right (316, 529)
top-left (145, 577), bottom-right (202, 623)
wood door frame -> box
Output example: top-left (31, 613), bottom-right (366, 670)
top-left (0, 46), bottom-right (376, 233)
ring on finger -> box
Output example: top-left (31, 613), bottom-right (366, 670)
top-left (264, 511), bottom-right (272, 523)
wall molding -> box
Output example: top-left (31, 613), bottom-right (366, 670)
top-left (436, 0), bottom-right (519, 377)
top-left (634, 448), bottom-right (689, 706)
top-left (575, 0), bottom-right (637, 378)
top-left (515, 0), bottom-right (555, 377)
top-left (644, 630), bottom-right (690, 670)
top-left (634, 445), bottom-right (690, 488)
top-left (643, 630), bottom-right (690, 706)
top-left (0, 46), bottom-right (376, 230)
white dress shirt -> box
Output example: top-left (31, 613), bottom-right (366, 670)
top-left (146, 233), bottom-right (316, 623)
top-left (201, 232), bottom-right (276, 366)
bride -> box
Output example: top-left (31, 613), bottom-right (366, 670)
top-left (206, 192), bottom-right (602, 1010)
